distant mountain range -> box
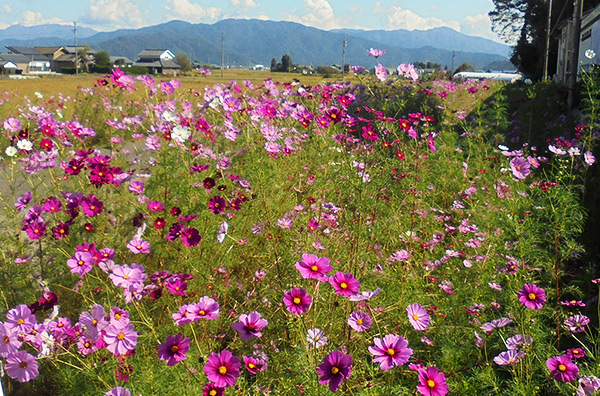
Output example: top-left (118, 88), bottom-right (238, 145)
top-left (0, 20), bottom-right (513, 70)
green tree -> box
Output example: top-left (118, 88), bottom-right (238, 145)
top-left (489, 0), bottom-right (600, 80)
top-left (280, 54), bottom-right (292, 72)
top-left (94, 51), bottom-right (111, 67)
top-left (174, 54), bottom-right (192, 73)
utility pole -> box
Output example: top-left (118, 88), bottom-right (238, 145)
top-left (221, 32), bottom-right (224, 78)
top-left (567, 0), bottom-right (583, 108)
top-left (74, 21), bottom-right (78, 76)
top-left (342, 38), bottom-right (347, 80)
top-left (543, 0), bottom-right (554, 80)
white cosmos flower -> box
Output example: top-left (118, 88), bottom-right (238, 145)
top-left (5, 146), bottom-right (17, 156)
top-left (171, 125), bottom-right (191, 143)
top-left (16, 139), bottom-right (33, 151)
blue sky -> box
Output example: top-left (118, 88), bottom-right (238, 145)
top-left (0, 0), bottom-right (501, 42)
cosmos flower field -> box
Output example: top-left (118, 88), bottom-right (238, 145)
top-left (0, 61), bottom-right (599, 396)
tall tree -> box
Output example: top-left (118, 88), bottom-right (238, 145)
top-left (490, 0), bottom-right (600, 80)
top-left (281, 54), bottom-right (292, 72)
top-left (175, 54), bottom-right (192, 73)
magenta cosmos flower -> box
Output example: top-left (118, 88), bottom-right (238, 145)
top-left (243, 355), bottom-right (267, 374)
top-left (329, 272), bottom-right (360, 297)
top-left (204, 350), bottom-right (241, 388)
top-left (407, 303), bottom-right (431, 331)
top-left (283, 287), bottom-right (312, 315)
top-left (417, 366), bottom-right (450, 396)
top-left (295, 253), bottom-right (332, 281)
top-left (518, 284), bottom-right (546, 309)
top-left (202, 383), bottom-right (225, 396)
top-left (547, 354), bottom-right (579, 382)
top-left (232, 311), bottom-right (268, 341)
top-left (316, 350), bottom-right (353, 392)
top-left (158, 333), bottom-right (191, 366)
top-left (104, 322), bottom-right (138, 356)
top-left (368, 334), bottom-right (413, 371)
top-left (5, 351), bottom-right (39, 382)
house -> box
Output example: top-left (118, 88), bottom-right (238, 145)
top-left (34, 46), bottom-right (95, 73)
top-left (4, 46), bottom-right (52, 73)
top-left (556, 4), bottom-right (600, 82)
top-left (110, 56), bottom-right (134, 68)
top-left (134, 49), bottom-right (181, 75)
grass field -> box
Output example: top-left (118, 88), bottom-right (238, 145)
top-left (0, 70), bottom-right (350, 98)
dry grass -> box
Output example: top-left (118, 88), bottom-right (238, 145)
top-left (0, 70), bottom-right (356, 98)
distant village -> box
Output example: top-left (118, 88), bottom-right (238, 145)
top-left (0, 46), bottom-right (187, 77)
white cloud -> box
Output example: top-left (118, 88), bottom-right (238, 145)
top-left (0, 22), bottom-right (9, 29)
top-left (462, 13), bottom-right (501, 42)
top-left (22, 11), bottom-right (70, 26)
top-left (282, 0), bottom-right (349, 30)
top-left (166, 0), bottom-right (222, 23)
top-left (376, 5), bottom-right (461, 31)
top-left (4, 4), bottom-right (12, 13)
top-left (88, 0), bottom-right (144, 28)
top-left (231, 0), bottom-right (258, 10)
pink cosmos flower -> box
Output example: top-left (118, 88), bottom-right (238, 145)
top-left (329, 272), bottom-right (360, 297)
top-left (317, 350), bottom-right (352, 392)
top-left (368, 48), bottom-right (386, 58)
top-left (157, 333), bottom-right (190, 366)
top-left (127, 238), bottom-right (151, 254)
top-left (5, 304), bottom-right (37, 333)
top-left (195, 296), bottom-right (220, 320)
top-left (232, 312), bottom-right (268, 341)
top-left (510, 156), bottom-right (531, 179)
top-left (407, 303), bottom-right (431, 331)
top-left (547, 354), bottom-right (579, 382)
top-left (5, 351), bottom-right (39, 382)
top-left (347, 311), bottom-right (371, 332)
top-left (0, 323), bottom-right (22, 357)
top-left (417, 366), bottom-right (450, 396)
top-left (375, 64), bottom-right (388, 82)
top-left (295, 253), bottom-right (332, 281)
top-left (67, 251), bottom-right (94, 276)
top-left (283, 287), bottom-right (312, 315)
top-left (105, 386), bottom-right (132, 396)
top-left (368, 334), bottom-right (413, 371)
top-left (204, 350), bottom-right (241, 388)
top-left (518, 284), bottom-right (546, 309)
top-left (104, 322), bottom-right (138, 356)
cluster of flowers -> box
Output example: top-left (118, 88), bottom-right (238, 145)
top-left (1, 303), bottom-right (136, 383)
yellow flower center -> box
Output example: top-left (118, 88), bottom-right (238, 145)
top-left (20, 361), bottom-right (28, 369)
top-left (17, 318), bottom-right (24, 325)
top-left (528, 292), bottom-right (536, 300)
top-left (340, 282), bottom-right (348, 289)
top-left (78, 260), bottom-right (84, 266)
top-left (117, 332), bottom-right (125, 340)
top-left (558, 364), bottom-right (567, 372)
top-left (248, 363), bottom-right (256, 369)
top-left (218, 365), bottom-right (227, 375)
top-left (357, 319), bottom-right (363, 325)
top-left (200, 310), bottom-right (206, 316)
top-left (170, 345), bottom-right (179, 353)
top-left (387, 348), bottom-right (395, 356)
top-left (115, 313), bottom-right (121, 320)
top-left (293, 297), bottom-right (301, 304)
top-left (311, 265), bottom-right (318, 272)
top-left (331, 366), bottom-right (339, 374)
top-left (210, 391), bottom-right (217, 396)
top-left (413, 314), bottom-right (420, 320)
top-left (427, 379), bottom-right (436, 388)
